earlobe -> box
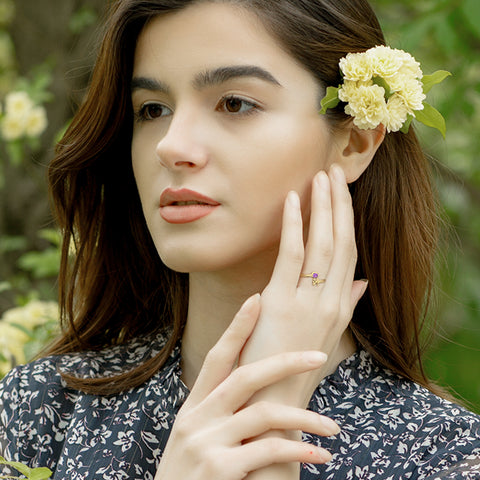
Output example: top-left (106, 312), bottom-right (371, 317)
top-left (336, 123), bottom-right (385, 183)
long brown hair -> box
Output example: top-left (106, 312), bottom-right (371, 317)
top-left (47, 0), bottom-right (442, 395)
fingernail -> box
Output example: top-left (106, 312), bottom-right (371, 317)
top-left (315, 170), bottom-right (329, 189)
top-left (305, 351), bottom-right (328, 364)
top-left (316, 447), bottom-right (333, 463)
top-left (330, 164), bottom-right (346, 184)
top-left (287, 191), bottom-right (300, 209)
top-left (241, 293), bottom-right (260, 313)
top-left (360, 278), bottom-right (368, 283)
top-left (321, 416), bottom-right (341, 436)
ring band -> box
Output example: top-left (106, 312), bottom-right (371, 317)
top-left (300, 272), bottom-right (326, 286)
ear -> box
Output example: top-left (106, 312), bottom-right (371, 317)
top-left (331, 122), bottom-right (385, 183)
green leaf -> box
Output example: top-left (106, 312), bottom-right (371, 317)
top-left (29, 468), bottom-right (53, 480)
top-left (0, 456), bottom-right (33, 476)
top-left (400, 114), bottom-right (414, 134)
top-left (414, 102), bottom-right (447, 138)
top-left (319, 86), bottom-right (340, 114)
top-left (372, 76), bottom-right (392, 99)
top-left (17, 248), bottom-right (61, 279)
top-left (0, 457), bottom-right (52, 479)
top-left (38, 229), bottom-right (61, 247)
top-left (422, 70), bottom-right (451, 94)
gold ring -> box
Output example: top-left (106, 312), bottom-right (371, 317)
top-left (300, 272), bottom-right (326, 286)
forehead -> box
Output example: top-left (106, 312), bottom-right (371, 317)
top-left (132, 2), bottom-right (313, 86)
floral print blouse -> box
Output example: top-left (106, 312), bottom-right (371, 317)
top-left (1, 331), bottom-right (479, 479)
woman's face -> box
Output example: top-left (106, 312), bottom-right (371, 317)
top-left (131, 2), bottom-right (340, 273)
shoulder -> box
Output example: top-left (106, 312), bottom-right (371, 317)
top-left (304, 350), bottom-right (480, 479)
top-left (0, 330), bottom-right (172, 462)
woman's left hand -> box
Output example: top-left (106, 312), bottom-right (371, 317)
top-left (239, 163), bottom-right (368, 409)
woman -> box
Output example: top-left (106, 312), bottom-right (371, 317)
top-left (1, 0), bottom-right (479, 479)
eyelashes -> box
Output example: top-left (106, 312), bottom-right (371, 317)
top-left (216, 95), bottom-right (260, 116)
top-left (134, 102), bottom-right (172, 123)
top-left (134, 95), bottom-right (261, 123)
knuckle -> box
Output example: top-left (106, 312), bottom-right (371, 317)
top-left (322, 301), bottom-right (340, 322)
top-left (339, 233), bottom-right (356, 252)
top-left (231, 364), bottom-right (251, 385)
top-left (203, 343), bottom-right (225, 367)
top-left (173, 415), bottom-right (193, 441)
top-left (264, 437), bottom-right (284, 453)
top-left (254, 400), bottom-right (274, 418)
top-left (203, 449), bottom-right (222, 474)
top-left (319, 242), bottom-right (333, 259)
top-left (289, 247), bottom-right (305, 266)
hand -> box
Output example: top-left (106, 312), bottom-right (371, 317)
top-left (155, 294), bottom-right (340, 480)
top-left (239, 164), bottom-right (368, 408)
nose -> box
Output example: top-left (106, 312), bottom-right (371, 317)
top-left (155, 108), bottom-right (209, 170)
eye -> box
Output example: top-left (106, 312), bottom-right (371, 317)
top-left (218, 95), bottom-right (259, 115)
top-left (135, 102), bottom-right (172, 122)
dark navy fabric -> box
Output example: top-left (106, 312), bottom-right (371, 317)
top-left (1, 332), bottom-right (479, 479)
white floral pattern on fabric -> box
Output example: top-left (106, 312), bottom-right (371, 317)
top-left (0, 332), bottom-right (479, 479)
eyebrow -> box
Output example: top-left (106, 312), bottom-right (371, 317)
top-left (131, 65), bottom-right (282, 94)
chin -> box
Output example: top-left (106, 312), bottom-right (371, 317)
top-left (158, 249), bottom-right (229, 274)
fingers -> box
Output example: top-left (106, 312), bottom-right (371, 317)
top-left (270, 164), bottom-right (357, 297)
top-left (301, 170), bottom-right (333, 285)
top-left (187, 294), bottom-right (261, 406)
top-left (210, 350), bottom-right (327, 413)
top-left (322, 164), bottom-right (357, 292)
top-left (228, 402), bottom-right (340, 442)
top-left (233, 437), bottom-right (333, 472)
top-left (269, 191), bottom-right (304, 295)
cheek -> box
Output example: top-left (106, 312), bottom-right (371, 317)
top-left (244, 118), bottom-right (329, 196)
top-left (131, 141), bottom-right (154, 200)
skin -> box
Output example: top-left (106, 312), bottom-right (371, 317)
top-left (131, 3), bottom-right (384, 479)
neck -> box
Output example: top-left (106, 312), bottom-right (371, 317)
top-left (181, 255), bottom-right (275, 389)
top-left (179, 254), bottom-right (357, 390)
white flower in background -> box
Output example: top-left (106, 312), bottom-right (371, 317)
top-left (25, 105), bottom-right (48, 137)
top-left (0, 322), bottom-right (29, 363)
top-left (5, 91), bottom-right (34, 119)
top-left (0, 90), bottom-right (48, 141)
top-left (1, 113), bottom-right (25, 140)
top-left (0, 300), bottom-right (59, 377)
top-left (2, 300), bottom-right (58, 330)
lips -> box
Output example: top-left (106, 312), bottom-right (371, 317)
top-left (159, 188), bottom-right (220, 224)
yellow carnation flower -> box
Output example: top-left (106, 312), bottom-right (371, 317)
top-left (343, 84), bottom-right (387, 130)
top-left (397, 79), bottom-right (425, 113)
top-left (397, 50), bottom-right (423, 79)
top-left (339, 52), bottom-right (373, 81)
top-left (368, 45), bottom-right (403, 78)
top-left (385, 95), bottom-right (409, 132)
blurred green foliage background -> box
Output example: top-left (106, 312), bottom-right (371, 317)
top-left (0, 0), bottom-right (479, 412)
